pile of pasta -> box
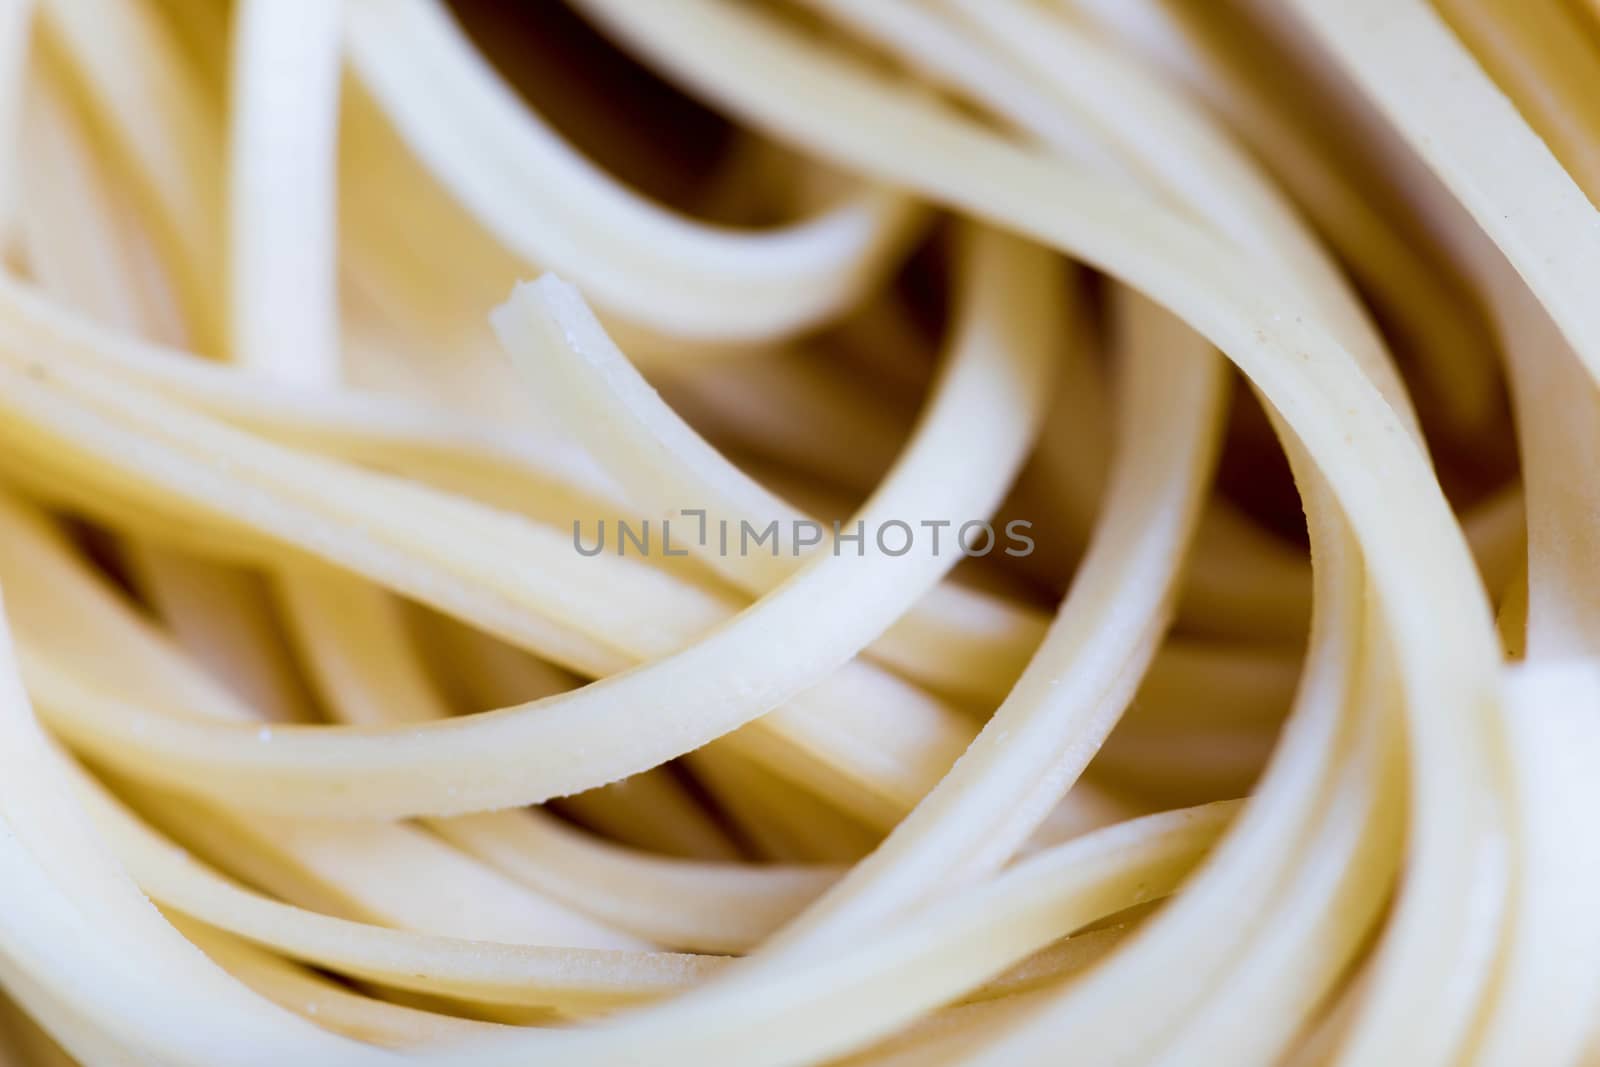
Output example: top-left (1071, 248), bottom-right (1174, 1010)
top-left (0, 0), bottom-right (1593, 1062)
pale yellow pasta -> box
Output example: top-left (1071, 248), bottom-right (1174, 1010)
top-left (0, 0), bottom-right (1591, 1064)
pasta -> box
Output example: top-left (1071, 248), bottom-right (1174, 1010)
top-left (0, 0), bottom-right (1590, 1063)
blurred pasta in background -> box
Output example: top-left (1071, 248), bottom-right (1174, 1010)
top-left (0, 0), bottom-right (1591, 1063)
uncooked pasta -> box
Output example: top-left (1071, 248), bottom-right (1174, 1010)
top-left (0, 0), bottom-right (1590, 1063)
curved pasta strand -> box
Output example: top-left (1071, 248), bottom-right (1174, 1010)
top-left (282, 565), bottom-right (838, 950)
top-left (496, 239), bottom-right (1063, 710)
top-left (1064, 0), bottom-right (1502, 435)
top-left (344, 0), bottom-right (926, 343)
top-left (798, 0), bottom-right (1325, 644)
top-left (67, 762), bottom-right (731, 1014)
top-left (949, 420), bottom-right (1368, 1062)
